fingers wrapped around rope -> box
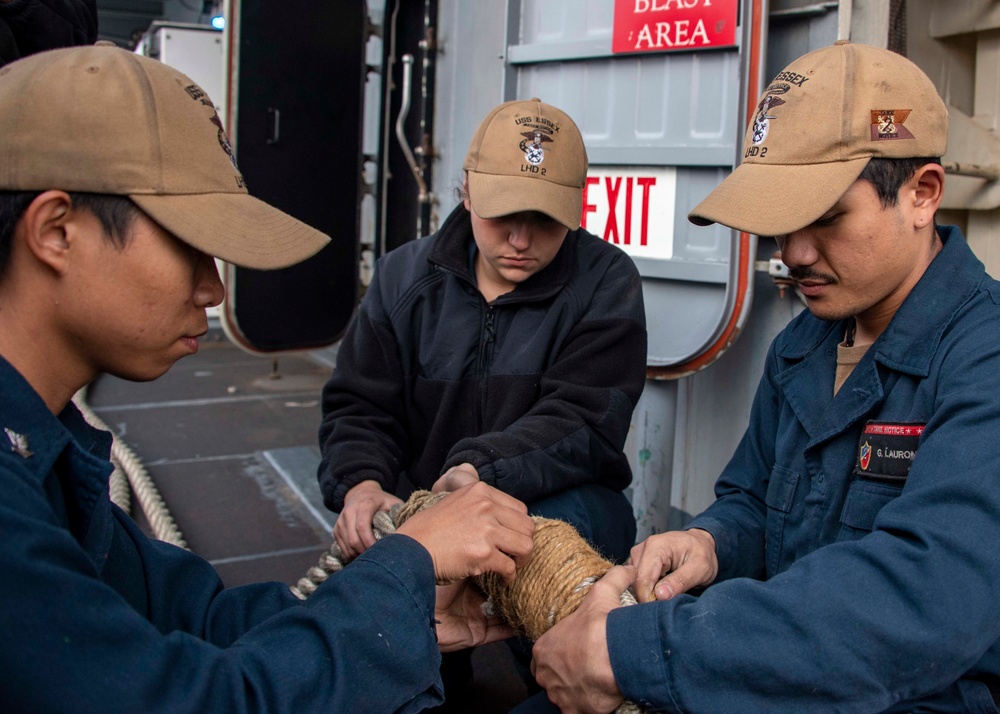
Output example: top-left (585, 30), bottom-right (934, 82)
top-left (292, 490), bottom-right (646, 713)
top-left (395, 491), bottom-right (646, 714)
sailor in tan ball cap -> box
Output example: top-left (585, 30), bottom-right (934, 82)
top-left (0, 44), bottom-right (536, 713)
top-left (317, 97), bottom-right (648, 702)
top-left (523, 42), bottom-right (1000, 714)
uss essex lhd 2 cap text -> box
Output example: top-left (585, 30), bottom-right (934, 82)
top-left (463, 98), bottom-right (588, 231)
top-left (688, 41), bottom-right (949, 238)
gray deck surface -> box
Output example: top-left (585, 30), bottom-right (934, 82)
top-left (86, 324), bottom-right (530, 713)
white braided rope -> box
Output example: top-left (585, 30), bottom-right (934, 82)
top-left (291, 505), bottom-right (401, 599)
top-left (108, 460), bottom-right (131, 514)
top-left (73, 387), bottom-right (187, 549)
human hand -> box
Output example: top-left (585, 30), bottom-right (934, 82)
top-left (333, 480), bottom-right (404, 560)
top-left (434, 580), bottom-right (514, 652)
top-left (432, 462), bottom-right (480, 493)
top-left (396, 481), bottom-right (534, 584)
top-left (629, 528), bottom-right (718, 603)
top-left (530, 564), bottom-right (635, 714)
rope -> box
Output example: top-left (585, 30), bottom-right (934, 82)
top-left (108, 459), bottom-right (131, 514)
top-left (67, 389), bottom-right (641, 709)
top-left (296, 490), bottom-right (646, 714)
top-left (73, 386), bottom-right (188, 549)
top-left (474, 517), bottom-right (636, 641)
top-left (291, 506), bottom-right (402, 598)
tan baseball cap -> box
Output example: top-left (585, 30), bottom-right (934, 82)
top-left (689, 41), bottom-right (949, 237)
top-left (0, 44), bottom-right (329, 269)
top-left (463, 98), bottom-right (588, 231)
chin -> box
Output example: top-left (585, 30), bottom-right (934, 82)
top-left (806, 305), bottom-right (855, 323)
top-left (501, 269), bottom-right (533, 283)
top-left (112, 362), bottom-right (178, 383)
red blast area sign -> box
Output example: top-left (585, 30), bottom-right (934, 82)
top-left (613, 0), bottom-right (739, 54)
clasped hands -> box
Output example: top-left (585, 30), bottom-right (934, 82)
top-left (336, 473), bottom-right (720, 711)
top-left (335, 468), bottom-right (532, 652)
top-left (529, 527), bottom-right (719, 714)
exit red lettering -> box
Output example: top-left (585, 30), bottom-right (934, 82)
top-left (583, 176), bottom-right (656, 246)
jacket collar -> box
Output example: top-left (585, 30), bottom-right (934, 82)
top-left (0, 355), bottom-right (112, 487)
top-left (428, 203), bottom-right (579, 304)
top-left (777, 225), bottom-right (984, 379)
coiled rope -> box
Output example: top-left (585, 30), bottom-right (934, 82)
top-left (73, 386), bottom-right (188, 549)
top-left (294, 490), bottom-right (646, 714)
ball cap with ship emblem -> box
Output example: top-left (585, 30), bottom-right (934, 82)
top-left (688, 41), bottom-right (949, 237)
top-left (0, 43), bottom-right (329, 269)
top-left (463, 98), bottom-right (588, 231)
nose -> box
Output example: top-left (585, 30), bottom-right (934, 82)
top-left (775, 230), bottom-right (816, 269)
top-left (195, 253), bottom-right (226, 308)
top-left (508, 217), bottom-right (532, 250)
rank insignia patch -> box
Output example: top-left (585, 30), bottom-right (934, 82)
top-left (870, 109), bottom-right (914, 141)
top-left (4, 427), bottom-right (32, 458)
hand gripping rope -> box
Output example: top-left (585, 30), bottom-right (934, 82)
top-left (293, 490), bottom-right (647, 714)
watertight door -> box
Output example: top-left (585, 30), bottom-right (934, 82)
top-left (432, 0), bottom-right (768, 377)
top-left (520, 0), bottom-right (768, 376)
top-left (220, 0), bottom-right (366, 353)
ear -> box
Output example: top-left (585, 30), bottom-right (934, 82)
top-left (19, 190), bottom-right (75, 274)
top-left (462, 172), bottom-right (472, 212)
top-left (908, 163), bottom-right (945, 230)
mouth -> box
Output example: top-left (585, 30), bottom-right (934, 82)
top-left (502, 256), bottom-right (533, 266)
top-left (179, 328), bottom-right (208, 355)
top-left (179, 336), bottom-right (200, 354)
top-left (795, 280), bottom-right (831, 297)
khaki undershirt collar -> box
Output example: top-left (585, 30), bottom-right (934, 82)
top-left (835, 318), bottom-right (872, 396)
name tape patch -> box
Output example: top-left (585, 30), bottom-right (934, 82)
top-left (854, 421), bottom-right (925, 484)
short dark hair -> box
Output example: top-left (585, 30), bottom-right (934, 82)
top-left (858, 157), bottom-right (941, 208)
top-left (0, 191), bottom-right (139, 278)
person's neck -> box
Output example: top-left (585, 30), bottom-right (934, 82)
top-left (0, 302), bottom-right (89, 415)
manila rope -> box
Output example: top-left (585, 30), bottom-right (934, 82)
top-left (294, 489), bottom-right (647, 714)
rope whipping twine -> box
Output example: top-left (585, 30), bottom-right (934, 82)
top-left (294, 490), bottom-right (646, 714)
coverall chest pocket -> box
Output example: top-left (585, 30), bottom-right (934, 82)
top-left (765, 465), bottom-right (799, 577)
top-left (838, 479), bottom-right (902, 540)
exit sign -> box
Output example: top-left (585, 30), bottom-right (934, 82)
top-left (583, 167), bottom-right (677, 260)
top-left (612, 0), bottom-right (739, 54)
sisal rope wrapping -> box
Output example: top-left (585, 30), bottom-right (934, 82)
top-left (296, 490), bottom-right (645, 714)
top-left (475, 517), bottom-right (616, 641)
top-left (393, 491), bottom-right (644, 714)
